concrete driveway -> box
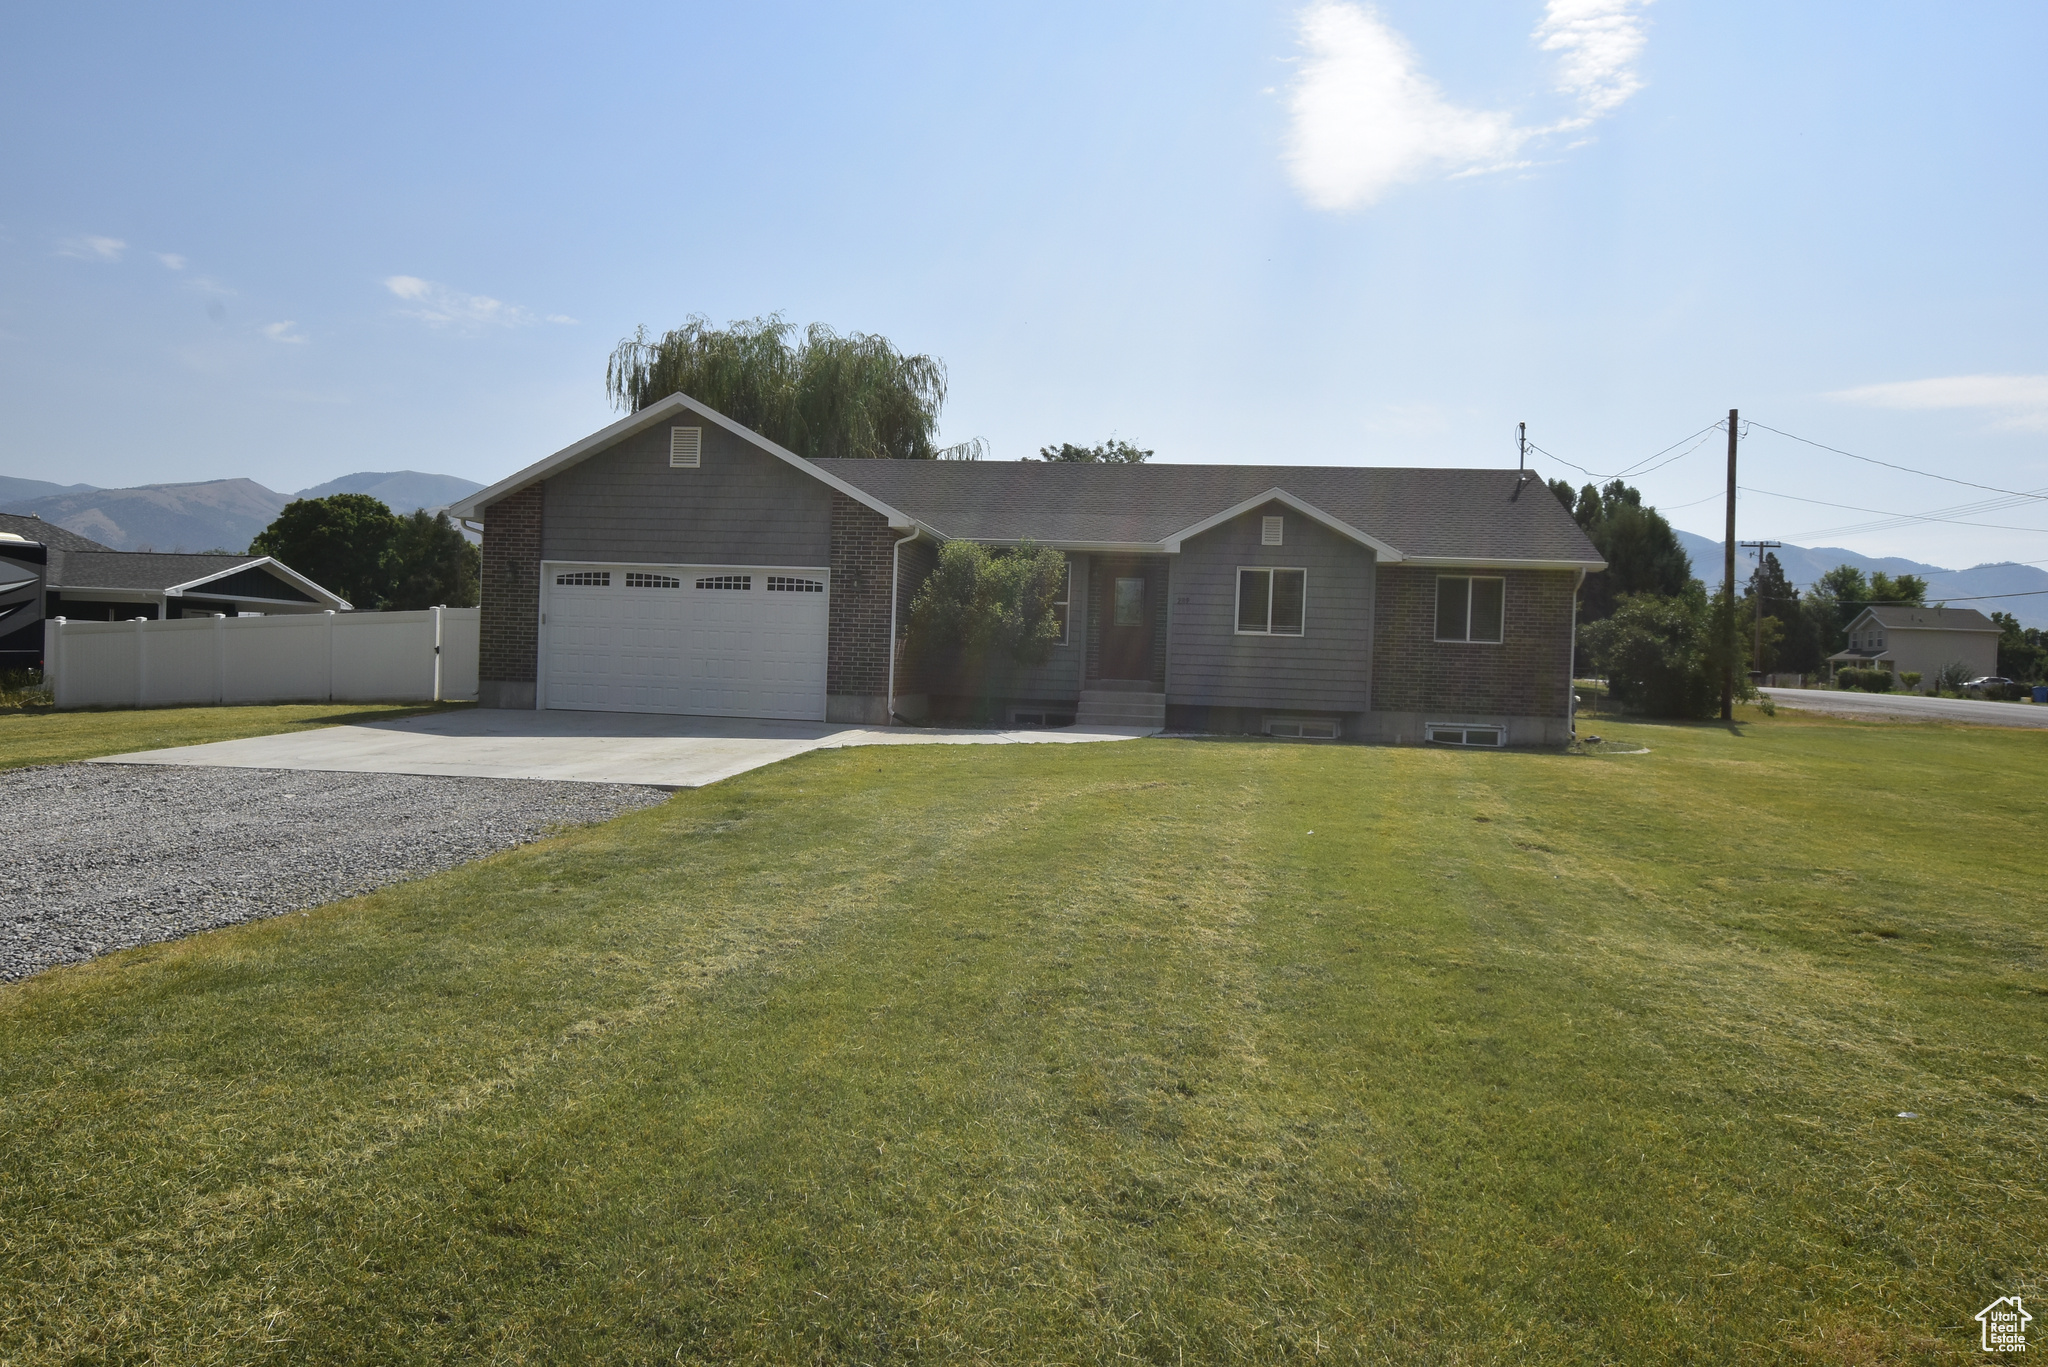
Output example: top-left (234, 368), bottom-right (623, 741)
top-left (1763, 688), bottom-right (2048, 729)
top-left (92, 707), bottom-right (1155, 788)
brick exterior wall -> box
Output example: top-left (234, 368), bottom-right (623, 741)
top-left (1371, 565), bottom-right (1575, 718)
top-left (828, 492), bottom-right (897, 698)
top-left (480, 483), bottom-right (542, 686)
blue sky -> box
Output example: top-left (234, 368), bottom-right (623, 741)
top-left (3, 1), bottom-right (2045, 570)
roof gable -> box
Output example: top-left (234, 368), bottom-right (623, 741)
top-left (447, 392), bottom-right (912, 529)
top-left (1161, 489), bottom-right (1403, 559)
top-left (49, 552), bottom-right (349, 608)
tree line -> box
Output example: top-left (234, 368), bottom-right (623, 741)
top-left (250, 495), bottom-right (479, 611)
top-left (1543, 477), bottom-right (2039, 716)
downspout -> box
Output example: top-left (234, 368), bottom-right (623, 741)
top-left (887, 526), bottom-right (922, 725)
top-left (1569, 567), bottom-right (1585, 740)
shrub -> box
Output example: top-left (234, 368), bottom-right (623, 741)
top-left (1836, 667), bottom-right (1895, 694)
top-left (904, 540), bottom-right (1067, 684)
top-left (1577, 586), bottom-right (1722, 718)
top-left (0, 666), bottom-right (51, 712)
top-left (1900, 671), bottom-right (1923, 692)
top-left (1935, 661), bottom-right (1972, 694)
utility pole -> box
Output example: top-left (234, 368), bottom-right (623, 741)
top-left (1740, 539), bottom-right (1781, 682)
top-left (1721, 409), bottom-right (1739, 721)
top-left (1518, 421), bottom-right (1527, 471)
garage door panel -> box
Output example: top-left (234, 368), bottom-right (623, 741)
top-left (542, 563), bottom-right (828, 720)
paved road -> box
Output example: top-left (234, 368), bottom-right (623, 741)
top-left (1762, 688), bottom-right (2048, 729)
top-left (93, 708), bottom-right (1153, 787)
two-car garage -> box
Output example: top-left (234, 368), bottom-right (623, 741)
top-left (540, 562), bottom-right (830, 721)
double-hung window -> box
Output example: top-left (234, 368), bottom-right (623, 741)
top-left (1237, 568), bottom-right (1306, 636)
top-left (1436, 575), bottom-right (1505, 644)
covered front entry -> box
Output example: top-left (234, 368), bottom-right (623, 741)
top-left (540, 562), bottom-right (829, 720)
top-left (1088, 555), bottom-right (1168, 685)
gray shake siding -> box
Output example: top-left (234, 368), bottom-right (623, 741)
top-left (541, 417), bottom-right (832, 566)
top-left (1167, 505), bottom-right (1374, 713)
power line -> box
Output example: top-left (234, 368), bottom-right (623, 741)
top-left (1755, 588), bottom-right (2048, 605)
top-left (1738, 485), bottom-right (2048, 535)
top-left (1525, 419), bottom-right (1725, 483)
top-left (1746, 421), bottom-right (2048, 503)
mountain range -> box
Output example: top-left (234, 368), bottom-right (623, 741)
top-left (1673, 530), bottom-right (2048, 630)
top-left (0, 471), bottom-right (484, 554)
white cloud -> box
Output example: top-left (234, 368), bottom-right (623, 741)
top-left (156, 253), bottom-right (187, 270)
top-left (58, 235), bottom-right (126, 261)
top-left (1283, 0), bottom-right (1651, 211)
top-left (383, 275), bottom-right (534, 329)
top-left (545, 314), bottom-right (578, 325)
top-left (1829, 374), bottom-right (2048, 432)
top-left (262, 321), bottom-right (308, 345)
top-left (1536, 0), bottom-right (1651, 124)
top-left (1285, 4), bottom-right (1526, 210)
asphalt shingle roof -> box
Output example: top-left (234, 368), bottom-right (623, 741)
top-left (812, 461), bottom-right (1602, 564)
top-left (0, 513), bottom-right (114, 553)
top-left (50, 551), bottom-right (265, 592)
top-left (1861, 605), bottom-right (1998, 631)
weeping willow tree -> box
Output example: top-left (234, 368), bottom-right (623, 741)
top-left (606, 314), bottom-right (981, 460)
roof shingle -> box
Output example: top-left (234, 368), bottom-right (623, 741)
top-left (813, 460), bottom-right (1602, 564)
top-left (1860, 605), bottom-right (1998, 631)
top-left (51, 551), bottom-right (265, 592)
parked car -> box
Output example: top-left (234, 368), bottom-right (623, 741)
top-left (1962, 676), bottom-right (2020, 698)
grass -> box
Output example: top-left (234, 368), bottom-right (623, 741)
top-left (0, 700), bottom-right (470, 771)
top-left (1, 707), bottom-right (2042, 1363)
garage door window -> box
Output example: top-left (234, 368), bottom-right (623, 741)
top-left (625, 572), bottom-right (681, 588)
top-left (696, 574), bottom-right (752, 590)
top-left (556, 571), bottom-right (610, 586)
top-left (767, 576), bottom-right (824, 593)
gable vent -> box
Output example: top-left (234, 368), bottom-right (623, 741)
top-left (1262, 515), bottom-right (1284, 546)
top-left (670, 426), bottom-right (702, 468)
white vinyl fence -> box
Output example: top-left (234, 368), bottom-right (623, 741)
top-left (48, 607), bottom-right (479, 709)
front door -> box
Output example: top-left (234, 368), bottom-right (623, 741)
top-left (1099, 564), bottom-right (1153, 680)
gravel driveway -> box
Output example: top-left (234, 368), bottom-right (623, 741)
top-left (5, 765), bottom-right (668, 982)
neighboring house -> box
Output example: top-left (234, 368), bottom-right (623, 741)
top-left (450, 393), bottom-right (1605, 746)
top-left (1826, 604), bottom-right (1998, 688)
top-left (0, 512), bottom-right (350, 668)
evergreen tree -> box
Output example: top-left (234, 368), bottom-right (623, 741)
top-left (1558, 479), bottom-right (1693, 621)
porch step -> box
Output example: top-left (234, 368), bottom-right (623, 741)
top-left (1076, 688), bottom-right (1166, 731)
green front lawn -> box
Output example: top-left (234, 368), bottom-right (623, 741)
top-left (2, 710), bottom-right (2041, 1362)
top-left (0, 701), bottom-right (468, 771)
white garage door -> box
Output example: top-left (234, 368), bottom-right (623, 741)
top-left (541, 562), bottom-right (830, 720)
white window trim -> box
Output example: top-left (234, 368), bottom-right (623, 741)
top-left (1434, 574), bottom-right (1506, 645)
top-left (1426, 722), bottom-right (1505, 747)
top-left (1052, 559), bottom-right (1072, 646)
top-left (1234, 566), bottom-right (1308, 637)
